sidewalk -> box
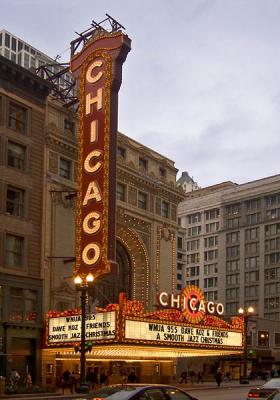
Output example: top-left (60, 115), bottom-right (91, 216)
top-left (176, 379), bottom-right (265, 391)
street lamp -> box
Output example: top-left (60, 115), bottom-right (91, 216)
top-left (238, 305), bottom-right (254, 384)
top-left (74, 272), bottom-right (94, 393)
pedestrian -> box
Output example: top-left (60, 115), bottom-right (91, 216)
top-left (190, 370), bottom-right (196, 384)
top-left (10, 369), bottom-right (20, 389)
top-left (215, 368), bottom-right (223, 387)
top-left (62, 369), bottom-right (71, 394)
top-left (180, 370), bottom-right (187, 383)
top-left (197, 370), bottom-right (203, 384)
top-left (24, 372), bottom-right (32, 388)
top-left (86, 367), bottom-right (98, 390)
top-left (100, 371), bottom-right (108, 386)
top-left (128, 369), bottom-right (137, 383)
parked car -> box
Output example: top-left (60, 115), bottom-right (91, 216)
top-left (76, 384), bottom-right (199, 400)
top-left (247, 378), bottom-right (280, 400)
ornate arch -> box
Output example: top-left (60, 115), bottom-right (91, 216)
top-left (117, 226), bottom-right (149, 306)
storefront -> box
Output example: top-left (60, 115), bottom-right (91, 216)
top-left (42, 286), bottom-right (244, 386)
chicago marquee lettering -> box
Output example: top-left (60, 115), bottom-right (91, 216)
top-left (81, 58), bottom-right (105, 269)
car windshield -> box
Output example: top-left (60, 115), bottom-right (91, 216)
top-left (263, 379), bottom-right (280, 388)
top-left (91, 386), bottom-right (138, 399)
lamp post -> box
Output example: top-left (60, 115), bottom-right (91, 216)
top-left (74, 272), bottom-right (94, 393)
top-left (238, 305), bottom-right (254, 384)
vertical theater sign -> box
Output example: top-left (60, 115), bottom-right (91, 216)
top-left (70, 30), bottom-right (131, 279)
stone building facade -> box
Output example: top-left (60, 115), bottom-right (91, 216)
top-left (178, 176), bottom-right (280, 318)
top-left (43, 99), bottom-right (185, 314)
top-left (0, 55), bottom-right (50, 378)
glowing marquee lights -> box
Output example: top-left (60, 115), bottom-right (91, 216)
top-left (70, 33), bottom-right (131, 278)
top-left (158, 286), bottom-right (225, 324)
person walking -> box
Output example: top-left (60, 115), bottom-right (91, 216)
top-left (215, 368), bottom-right (223, 387)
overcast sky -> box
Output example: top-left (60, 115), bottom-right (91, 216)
top-left (2, 0), bottom-right (280, 187)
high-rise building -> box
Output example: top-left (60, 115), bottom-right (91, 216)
top-left (178, 175), bottom-right (280, 320)
top-left (0, 54), bottom-right (51, 379)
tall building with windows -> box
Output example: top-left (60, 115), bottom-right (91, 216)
top-left (178, 175), bottom-right (280, 320)
top-left (0, 55), bottom-right (51, 378)
top-left (0, 29), bottom-right (74, 90)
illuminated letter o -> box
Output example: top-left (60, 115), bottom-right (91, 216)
top-left (82, 243), bottom-right (100, 265)
top-left (216, 303), bottom-right (224, 315)
top-left (82, 212), bottom-right (101, 234)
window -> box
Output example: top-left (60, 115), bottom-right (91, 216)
top-left (245, 242), bottom-right (259, 255)
top-left (177, 237), bottom-right (183, 249)
top-left (188, 226), bottom-right (201, 236)
top-left (161, 201), bottom-right (169, 218)
top-left (275, 333), bottom-right (280, 347)
top-left (159, 167), bottom-right (166, 178)
top-left (177, 273), bottom-right (182, 281)
top-left (64, 118), bottom-right (75, 134)
top-left (116, 183), bottom-right (125, 201)
top-left (246, 198), bottom-right (261, 211)
top-left (24, 53), bottom-right (30, 68)
top-left (204, 263), bottom-right (218, 275)
top-left (6, 186), bottom-right (25, 217)
top-left (265, 223), bottom-right (280, 237)
top-left (265, 267), bottom-right (280, 281)
top-left (5, 234), bottom-right (24, 268)
top-left (11, 37), bottom-right (16, 51)
top-left (245, 285), bottom-right (258, 298)
top-left (266, 193), bottom-right (280, 207)
top-left (205, 208), bottom-right (219, 220)
top-left (205, 291), bottom-right (218, 301)
top-left (226, 274), bottom-right (240, 285)
top-left (265, 252), bottom-right (280, 266)
top-left (264, 283), bottom-right (280, 295)
top-left (177, 284), bottom-right (182, 291)
top-left (186, 253), bottom-right (199, 264)
top-left (206, 222), bottom-right (219, 233)
top-left (59, 158), bottom-right (71, 180)
top-left (227, 231), bottom-right (240, 244)
top-left (226, 260), bottom-right (240, 273)
top-left (245, 257), bottom-right (259, 270)
top-left (265, 297), bottom-right (280, 310)
top-left (139, 157), bottom-right (147, 171)
top-left (7, 141), bottom-right (26, 170)
top-left (266, 208), bottom-right (280, 220)
top-left (226, 203), bottom-right (240, 215)
top-left (265, 238), bottom-right (280, 251)
top-left (145, 388), bottom-right (166, 400)
top-left (18, 40), bottom-right (23, 51)
top-left (204, 249), bottom-right (218, 261)
top-left (188, 213), bottom-right (201, 224)
top-left (245, 271), bottom-right (259, 283)
top-left (245, 227), bottom-right (259, 241)
top-left (204, 236), bottom-right (218, 248)
top-left (187, 279), bottom-right (199, 287)
top-left (226, 288), bottom-right (239, 300)
top-left (204, 277), bottom-right (217, 288)
top-left (9, 288), bottom-right (37, 322)
top-left (8, 102), bottom-right (28, 134)
top-left (187, 266), bottom-right (199, 276)
top-left (227, 217), bottom-right (240, 229)
top-left (0, 285), bottom-right (2, 320)
top-left (186, 239), bottom-right (199, 251)
top-left (5, 33), bottom-right (10, 48)
top-left (246, 213), bottom-right (261, 225)
top-left (226, 246), bottom-right (240, 258)
top-left (117, 146), bottom-right (126, 159)
top-left (226, 302), bottom-right (239, 315)
top-left (138, 191), bottom-right (148, 210)
top-left (258, 331), bottom-right (269, 347)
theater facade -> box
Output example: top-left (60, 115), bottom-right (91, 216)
top-left (42, 286), bottom-right (244, 385)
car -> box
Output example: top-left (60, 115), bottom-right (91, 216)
top-left (247, 378), bottom-right (280, 400)
top-left (76, 384), bottom-right (199, 400)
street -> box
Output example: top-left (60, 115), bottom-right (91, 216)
top-left (191, 386), bottom-right (249, 400)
